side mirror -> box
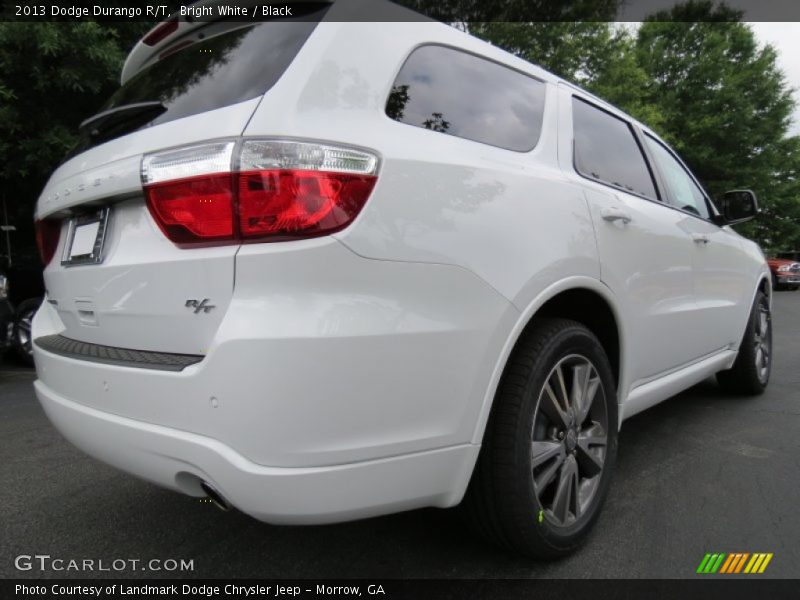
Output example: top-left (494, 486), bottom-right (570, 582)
top-left (713, 190), bottom-right (759, 226)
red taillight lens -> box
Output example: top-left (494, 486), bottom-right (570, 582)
top-left (145, 174), bottom-right (235, 243)
top-left (35, 219), bottom-right (61, 265)
top-left (238, 170), bottom-right (376, 239)
top-left (142, 140), bottom-right (379, 246)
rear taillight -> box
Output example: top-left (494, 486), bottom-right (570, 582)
top-left (142, 141), bottom-right (236, 244)
top-left (145, 173), bottom-right (235, 243)
top-left (237, 170), bottom-right (376, 239)
top-left (35, 219), bottom-right (61, 265)
top-left (142, 140), bottom-right (378, 245)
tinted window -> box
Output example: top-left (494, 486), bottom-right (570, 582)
top-left (643, 135), bottom-right (710, 219)
top-left (73, 16), bottom-right (323, 153)
top-left (572, 98), bottom-right (656, 199)
top-left (386, 45), bottom-right (546, 151)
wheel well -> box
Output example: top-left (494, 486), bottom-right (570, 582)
top-left (759, 276), bottom-right (771, 298)
top-left (527, 288), bottom-right (621, 385)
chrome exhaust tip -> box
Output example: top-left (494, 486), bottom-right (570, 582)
top-left (200, 481), bottom-right (230, 512)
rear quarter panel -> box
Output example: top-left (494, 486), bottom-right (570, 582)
top-left (241, 22), bottom-right (603, 451)
top-left (243, 21), bottom-right (600, 309)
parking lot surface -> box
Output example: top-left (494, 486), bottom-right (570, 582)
top-left (1, 293), bottom-right (798, 579)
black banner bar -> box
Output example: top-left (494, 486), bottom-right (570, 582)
top-left (4, 579), bottom-right (800, 600)
top-left (4, 0), bottom-right (800, 23)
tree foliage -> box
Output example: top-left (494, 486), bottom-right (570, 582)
top-left (635, 1), bottom-right (798, 247)
top-left (0, 21), bottom-right (149, 265)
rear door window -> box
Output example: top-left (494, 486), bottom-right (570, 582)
top-left (572, 97), bottom-right (657, 200)
top-left (386, 45), bottom-right (546, 152)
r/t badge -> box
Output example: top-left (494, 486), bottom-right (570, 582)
top-left (185, 299), bottom-right (216, 314)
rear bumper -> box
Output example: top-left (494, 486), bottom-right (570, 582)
top-left (35, 378), bottom-right (479, 524)
top-left (32, 240), bottom-right (516, 523)
top-left (775, 274), bottom-right (800, 285)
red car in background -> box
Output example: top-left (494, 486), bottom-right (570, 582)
top-left (768, 252), bottom-right (800, 290)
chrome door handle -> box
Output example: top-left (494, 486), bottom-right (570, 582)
top-left (692, 234), bottom-right (710, 245)
top-left (601, 207), bottom-right (632, 224)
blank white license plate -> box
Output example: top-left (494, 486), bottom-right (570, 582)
top-left (62, 208), bottom-right (110, 266)
top-left (70, 221), bottom-right (100, 258)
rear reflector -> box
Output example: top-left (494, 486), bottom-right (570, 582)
top-left (35, 219), bottom-right (61, 266)
top-left (142, 140), bottom-right (378, 245)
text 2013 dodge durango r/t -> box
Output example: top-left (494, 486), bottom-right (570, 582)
top-left (31, 1), bottom-right (772, 557)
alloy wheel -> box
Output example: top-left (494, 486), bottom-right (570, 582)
top-left (16, 310), bottom-right (34, 357)
top-left (753, 301), bottom-right (771, 383)
top-left (531, 354), bottom-right (608, 527)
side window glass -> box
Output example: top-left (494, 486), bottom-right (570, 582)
top-left (386, 45), bottom-right (547, 152)
top-left (643, 135), bottom-right (710, 219)
top-left (572, 97), bottom-right (657, 199)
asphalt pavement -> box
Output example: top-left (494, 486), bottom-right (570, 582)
top-left (1, 292), bottom-right (798, 579)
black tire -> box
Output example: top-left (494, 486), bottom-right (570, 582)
top-left (716, 291), bottom-right (771, 395)
top-left (772, 273), bottom-right (780, 291)
top-left (13, 297), bottom-right (41, 367)
top-left (461, 318), bottom-right (618, 559)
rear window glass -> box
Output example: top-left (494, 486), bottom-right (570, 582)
top-left (73, 15), bottom-right (323, 153)
top-left (386, 45), bottom-right (546, 152)
top-left (572, 97), bottom-right (657, 200)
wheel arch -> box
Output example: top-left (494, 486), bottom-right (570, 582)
top-left (758, 273), bottom-right (771, 302)
top-left (731, 272), bottom-right (771, 351)
top-left (469, 276), bottom-right (626, 447)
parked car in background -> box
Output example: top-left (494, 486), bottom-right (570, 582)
top-left (1, 265), bottom-right (45, 366)
top-left (2, 197), bottom-right (45, 366)
top-left (767, 257), bottom-right (800, 291)
top-left (31, 1), bottom-right (772, 558)
top-left (0, 272), bottom-right (12, 362)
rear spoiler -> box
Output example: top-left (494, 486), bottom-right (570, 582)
top-left (121, 0), bottom-right (334, 84)
top-left (122, 0), bottom-right (222, 85)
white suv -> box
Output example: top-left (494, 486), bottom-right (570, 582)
top-left (32, 3), bottom-right (771, 558)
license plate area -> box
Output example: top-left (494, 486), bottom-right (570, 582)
top-left (61, 207), bottom-right (110, 267)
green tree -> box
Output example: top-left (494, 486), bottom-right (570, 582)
top-left (751, 136), bottom-right (800, 250)
top-left (636, 1), bottom-right (799, 249)
top-left (0, 21), bottom-right (149, 265)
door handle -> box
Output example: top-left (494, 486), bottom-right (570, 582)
top-left (601, 207), bottom-right (632, 224)
top-left (692, 233), bottom-right (710, 245)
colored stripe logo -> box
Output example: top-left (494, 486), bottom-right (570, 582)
top-left (697, 552), bottom-right (773, 574)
